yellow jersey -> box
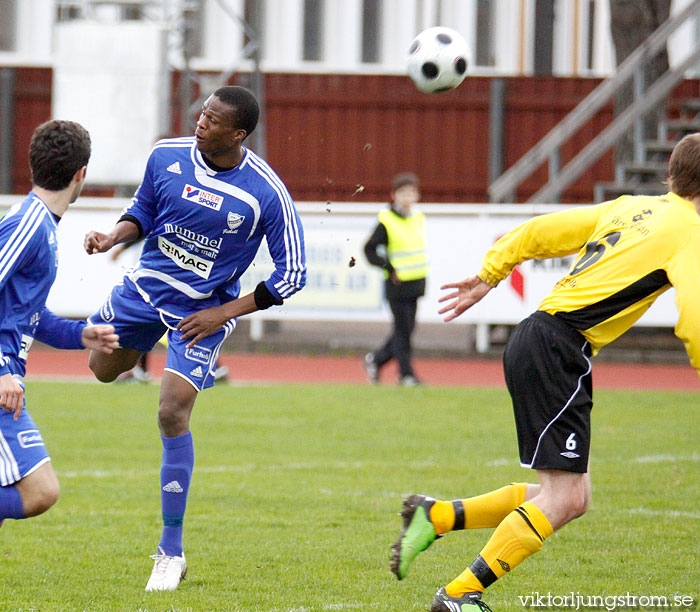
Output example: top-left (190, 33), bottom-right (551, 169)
top-left (478, 193), bottom-right (700, 372)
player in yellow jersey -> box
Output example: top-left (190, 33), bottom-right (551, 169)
top-left (391, 133), bottom-right (700, 612)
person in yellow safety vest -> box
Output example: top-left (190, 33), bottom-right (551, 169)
top-left (363, 172), bottom-right (427, 386)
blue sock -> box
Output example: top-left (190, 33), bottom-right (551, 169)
top-left (158, 432), bottom-right (193, 557)
top-left (0, 484), bottom-right (25, 520)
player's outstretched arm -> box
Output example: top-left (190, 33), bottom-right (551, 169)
top-left (438, 275), bottom-right (494, 322)
top-left (84, 220), bottom-right (140, 255)
top-left (81, 324), bottom-right (120, 354)
top-left (0, 373), bottom-right (24, 420)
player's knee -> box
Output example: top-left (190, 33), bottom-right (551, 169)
top-left (569, 495), bottom-right (588, 520)
top-left (157, 403), bottom-right (188, 437)
top-left (563, 487), bottom-right (589, 522)
top-left (88, 353), bottom-right (117, 382)
top-left (23, 480), bottom-right (60, 517)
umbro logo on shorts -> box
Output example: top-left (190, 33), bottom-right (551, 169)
top-left (560, 451), bottom-right (580, 459)
top-left (162, 480), bottom-right (184, 493)
top-left (167, 161), bottom-right (182, 174)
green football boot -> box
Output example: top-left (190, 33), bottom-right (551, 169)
top-left (390, 494), bottom-right (441, 580)
top-left (430, 587), bottom-right (493, 612)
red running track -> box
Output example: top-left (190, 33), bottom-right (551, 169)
top-left (24, 349), bottom-right (700, 391)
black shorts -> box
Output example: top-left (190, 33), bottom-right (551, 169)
top-left (503, 311), bottom-right (593, 473)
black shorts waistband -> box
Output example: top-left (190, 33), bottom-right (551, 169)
top-left (531, 311), bottom-right (587, 346)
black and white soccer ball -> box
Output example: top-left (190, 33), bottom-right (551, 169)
top-left (407, 27), bottom-right (470, 94)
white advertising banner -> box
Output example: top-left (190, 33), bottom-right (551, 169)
top-left (0, 198), bottom-right (678, 326)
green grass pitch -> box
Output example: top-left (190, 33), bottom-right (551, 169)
top-left (1, 381), bottom-right (698, 611)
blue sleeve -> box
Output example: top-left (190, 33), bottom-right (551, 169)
top-left (121, 150), bottom-right (158, 237)
top-left (0, 353), bottom-right (10, 377)
top-left (0, 208), bottom-right (34, 294)
top-left (261, 188), bottom-right (306, 303)
top-left (35, 307), bottom-right (86, 350)
top-left (0, 209), bottom-right (39, 374)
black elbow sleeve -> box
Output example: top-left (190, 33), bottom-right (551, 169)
top-left (254, 281), bottom-right (282, 310)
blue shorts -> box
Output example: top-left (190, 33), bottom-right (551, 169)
top-left (88, 279), bottom-right (235, 391)
top-left (0, 378), bottom-right (50, 486)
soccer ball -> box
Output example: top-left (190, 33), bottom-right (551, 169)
top-left (407, 27), bottom-right (470, 94)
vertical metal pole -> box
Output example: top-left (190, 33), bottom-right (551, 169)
top-left (179, 67), bottom-right (193, 137)
top-left (633, 66), bottom-right (645, 163)
top-left (246, 0), bottom-right (266, 158)
top-left (488, 78), bottom-right (505, 196)
top-left (157, 26), bottom-right (172, 138)
top-left (0, 68), bottom-right (16, 194)
top-left (475, 323), bottom-right (490, 353)
top-left (179, 1), bottom-right (199, 136)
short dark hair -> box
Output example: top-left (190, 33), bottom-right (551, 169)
top-left (213, 86), bottom-right (260, 139)
top-left (392, 171), bottom-right (420, 191)
top-left (29, 120), bottom-right (91, 191)
top-left (668, 133), bottom-right (700, 199)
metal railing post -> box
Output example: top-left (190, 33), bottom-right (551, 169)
top-left (633, 66), bottom-right (645, 163)
top-left (0, 68), bottom-right (16, 194)
top-left (488, 78), bottom-right (506, 195)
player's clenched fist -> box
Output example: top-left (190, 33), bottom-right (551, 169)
top-left (84, 230), bottom-right (115, 255)
top-left (0, 372), bottom-right (24, 420)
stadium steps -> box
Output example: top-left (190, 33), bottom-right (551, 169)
top-left (595, 97), bottom-right (700, 202)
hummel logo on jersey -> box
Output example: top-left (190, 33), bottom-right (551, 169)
top-left (167, 161), bottom-right (182, 174)
top-left (182, 184), bottom-right (223, 210)
top-left (189, 366), bottom-right (204, 378)
top-left (560, 451), bottom-right (580, 459)
top-left (162, 480), bottom-right (184, 493)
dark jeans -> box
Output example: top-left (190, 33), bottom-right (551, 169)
top-left (374, 297), bottom-right (419, 378)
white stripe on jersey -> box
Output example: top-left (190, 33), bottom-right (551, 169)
top-left (0, 428), bottom-right (20, 486)
top-left (190, 147), bottom-right (262, 240)
top-left (0, 198), bottom-right (49, 287)
top-left (128, 267), bottom-right (214, 300)
top-left (152, 137), bottom-right (195, 151)
top-left (246, 153), bottom-right (305, 297)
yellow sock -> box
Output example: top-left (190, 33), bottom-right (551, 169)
top-left (429, 483), bottom-right (528, 535)
top-left (445, 501), bottom-right (553, 596)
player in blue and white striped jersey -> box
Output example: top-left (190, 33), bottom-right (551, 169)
top-left (84, 86), bottom-right (306, 591)
top-left (0, 120), bottom-right (119, 528)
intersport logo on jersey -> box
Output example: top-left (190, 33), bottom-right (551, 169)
top-left (181, 184), bottom-right (223, 210)
top-left (158, 236), bottom-right (213, 279)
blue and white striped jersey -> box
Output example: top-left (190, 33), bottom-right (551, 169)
top-left (0, 194), bottom-right (85, 378)
top-left (122, 137), bottom-right (306, 316)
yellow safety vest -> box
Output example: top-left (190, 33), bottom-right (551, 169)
top-left (378, 209), bottom-right (428, 281)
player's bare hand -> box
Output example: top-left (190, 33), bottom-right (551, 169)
top-left (81, 324), bottom-right (120, 353)
top-left (0, 372), bottom-right (24, 420)
top-left (84, 231), bottom-right (116, 255)
top-left (177, 307), bottom-right (227, 348)
top-left (438, 276), bottom-right (493, 322)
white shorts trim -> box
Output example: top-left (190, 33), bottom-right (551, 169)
top-left (164, 367), bottom-right (201, 392)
